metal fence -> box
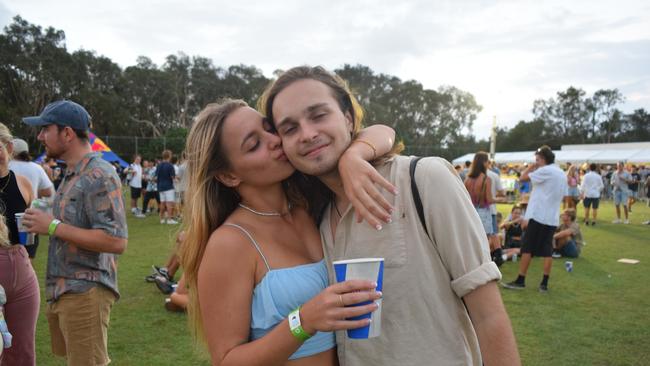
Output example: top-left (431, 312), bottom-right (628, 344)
top-left (99, 135), bottom-right (475, 163)
top-left (98, 136), bottom-right (187, 161)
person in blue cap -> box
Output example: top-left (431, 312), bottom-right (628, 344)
top-left (22, 100), bottom-right (128, 366)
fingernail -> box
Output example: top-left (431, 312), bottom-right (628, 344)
top-left (372, 282), bottom-right (378, 288)
top-left (375, 224), bottom-right (383, 231)
top-left (377, 291), bottom-right (382, 298)
top-left (367, 318), bottom-right (372, 323)
top-left (385, 217), bottom-right (392, 224)
top-left (388, 208), bottom-right (394, 214)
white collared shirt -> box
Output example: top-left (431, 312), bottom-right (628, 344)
top-left (581, 171), bottom-right (604, 198)
top-left (524, 164), bottom-right (567, 227)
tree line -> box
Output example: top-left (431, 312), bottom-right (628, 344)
top-left (1, 16), bottom-right (648, 161)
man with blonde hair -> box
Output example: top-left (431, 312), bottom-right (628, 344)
top-left (263, 65), bottom-right (520, 366)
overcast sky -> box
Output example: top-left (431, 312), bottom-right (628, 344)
top-left (2, 0), bottom-right (649, 139)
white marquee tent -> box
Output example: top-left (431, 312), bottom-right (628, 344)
top-left (452, 147), bottom-right (650, 166)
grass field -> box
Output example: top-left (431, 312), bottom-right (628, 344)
top-left (31, 200), bottom-right (650, 365)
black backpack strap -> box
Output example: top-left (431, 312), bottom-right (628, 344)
top-left (410, 156), bottom-right (430, 239)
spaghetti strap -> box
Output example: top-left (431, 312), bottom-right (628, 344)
top-left (223, 223), bottom-right (272, 271)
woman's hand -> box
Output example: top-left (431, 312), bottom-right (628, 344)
top-left (339, 147), bottom-right (397, 228)
top-left (299, 279), bottom-right (381, 335)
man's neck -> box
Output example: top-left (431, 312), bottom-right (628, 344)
top-left (62, 142), bottom-right (93, 171)
top-left (319, 170), bottom-right (349, 212)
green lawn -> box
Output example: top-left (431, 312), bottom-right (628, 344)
top-left (32, 200), bottom-right (650, 365)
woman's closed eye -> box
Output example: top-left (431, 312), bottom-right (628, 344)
top-left (279, 125), bottom-right (296, 136)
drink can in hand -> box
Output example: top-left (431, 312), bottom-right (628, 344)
top-left (31, 198), bottom-right (53, 214)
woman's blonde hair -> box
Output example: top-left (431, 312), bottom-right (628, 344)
top-left (0, 123), bottom-right (13, 145)
top-left (0, 215), bottom-right (10, 247)
top-left (180, 99), bottom-right (247, 344)
top-left (566, 164), bottom-right (577, 177)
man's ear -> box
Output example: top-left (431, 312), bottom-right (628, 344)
top-left (216, 171), bottom-right (241, 188)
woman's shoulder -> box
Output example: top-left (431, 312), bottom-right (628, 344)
top-left (205, 223), bottom-right (258, 257)
top-left (199, 223), bottom-right (260, 277)
top-left (15, 173), bottom-right (33, 202)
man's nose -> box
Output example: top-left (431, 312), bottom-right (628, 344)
top-left (298, 122), bottom-right (318, 142)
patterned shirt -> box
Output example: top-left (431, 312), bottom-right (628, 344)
top-left (46, 152), bottom-right (127, 302)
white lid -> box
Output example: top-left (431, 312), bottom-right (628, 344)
top-left (332, 258), bottom-right (384, 265)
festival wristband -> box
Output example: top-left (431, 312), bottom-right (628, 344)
top-left (288, 306), bottom-right (312, 342)
top-left (48, 219), bottom-right (62, 236)
top-left (353, 139), bottom-right (377, 159)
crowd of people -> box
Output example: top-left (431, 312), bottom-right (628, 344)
top-left (456, 158), bottom-right (650, 225)
top-left (457, 147), bottom-right (650, 294)
top-left (1, 65), bottom-right (648, 365)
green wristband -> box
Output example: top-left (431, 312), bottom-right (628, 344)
top-left (48, 219), bottom-right (61, 236)
top-left (288, 306), bottom-right (312, 342)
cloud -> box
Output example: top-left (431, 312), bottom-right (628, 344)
top-left (2, 0), bottom-right (649, 139)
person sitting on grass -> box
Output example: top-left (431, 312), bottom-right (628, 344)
top-left (552, 209), bottom-right (583, 258)
top-left (147, 231), bottom-right (184, 285)
top-left (164, 274), bottom-right (189, 313)
top-left (500, 205), bottom-right (525, 261)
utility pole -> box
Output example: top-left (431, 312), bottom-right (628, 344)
top-left (489, 115), bottom-right (497, 160)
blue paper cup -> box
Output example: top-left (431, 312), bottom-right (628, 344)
top-left (15, 213), bottom-right (32, 245)
top-left (333, 258), bottom-right (384, 339)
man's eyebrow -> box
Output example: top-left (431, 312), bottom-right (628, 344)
top-left (306, 103), bottom-right (328, 113)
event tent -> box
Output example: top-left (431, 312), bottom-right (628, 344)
top-left (452, 148), bottom-right (650, 165)
top-left (35, 132), bottom-right (129, 167)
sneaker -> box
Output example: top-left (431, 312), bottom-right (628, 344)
top-left (145, 273), bottom-right (157, 283)
top-left (152, 265), bottom-right (171, 281)
top-left (642, 220), bottom-right (650, 225)
top-left (539, 284), bottom-right (548, 293)
top-left (501, 281), bottom-right (525, 290)
top-left (166, 219), bottom-right (179, 225)
top-left (134, 213), bottom-right (146, 218)
top-left (154, 275), bottom-right (176, 295)
top-left (591, 221), bottom-right (596, 226)
top-left (160, 219), bottom-right (167, 224)
top-left (552, 252), bottom-right (562, 258)
top-left (623, 219), bottom-right (630, 224)
top-left (131, 207), bottom-right (138, 214)
top-left (612, 219), bottom-right (622, 224)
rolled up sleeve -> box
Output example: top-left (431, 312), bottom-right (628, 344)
top-left (415, 157), bottom-right (502, 298)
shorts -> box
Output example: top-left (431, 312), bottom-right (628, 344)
top-left (558, 239), bottom-right (580, 258)
top-left (475, 206), bottom-right (494, 235)
top-left (628, 190), bottom-right (638, 199)
top-left (506, 237), bottom-right (522, 249)
top-left (521, 219), bottom-right (556, 257)
top-left (567, 186), bottom-right (580, 197)
top-left (583, 197), bottom-right (600, 209)
top-left (47, 286), bottom-right (116, 366)
top-left (159, 189), bottom-right (176, 203)
top-left (613, 190), bottom-right (629, 206)
top-left (130, 186), bottom-right (142, 199)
